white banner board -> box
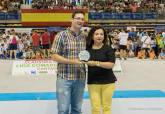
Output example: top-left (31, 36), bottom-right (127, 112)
top-left (12, 60), bottom-right (57, 76)
top-left (12, 59), bottom-right (122, 76)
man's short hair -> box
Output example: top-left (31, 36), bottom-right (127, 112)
top-left (72, 10), bottom-right (85, 18)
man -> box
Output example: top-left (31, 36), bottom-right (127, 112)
top-left (51, 11), bottom-right (86, 114)
top-left (41, 29), bottom-right (50, 58)
top-left (31, 30), bottom-right (41, 55)
top-left (141, 32), bottom-right (151, 58)
top-left (118, 29), bottom-right (129, 60)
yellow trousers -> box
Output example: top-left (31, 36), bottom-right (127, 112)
top-left (88, 83), bottom-right (115, 114)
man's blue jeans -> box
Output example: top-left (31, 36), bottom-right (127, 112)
top-left (56, 78), bottom-right (86, 114)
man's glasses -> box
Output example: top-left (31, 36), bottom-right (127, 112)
top-left (73, 17), bottom-right (85, 21)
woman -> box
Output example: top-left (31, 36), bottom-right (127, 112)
top-left (9, 29), bottom-right (19, 59)
top-left (86, 26), bottom-right (117, 114)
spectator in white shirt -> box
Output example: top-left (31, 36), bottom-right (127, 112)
top-left (118, 29), bottom-right (129, 60)
top-left (141, 32), bottom-right (151, 57)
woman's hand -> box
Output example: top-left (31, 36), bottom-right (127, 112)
top-left (86, 61), bottom-right (97, 66)
top-left (87, 60), bottom-right (115, 69)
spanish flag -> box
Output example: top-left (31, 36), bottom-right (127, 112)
top-left (21, 9), bottom-right (88, 26)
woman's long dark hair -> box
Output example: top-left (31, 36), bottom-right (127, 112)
top-left (86, 26), bottom-right (108, 49)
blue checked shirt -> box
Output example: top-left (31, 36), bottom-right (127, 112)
top-left (51, 29), bottom-right (86, 80)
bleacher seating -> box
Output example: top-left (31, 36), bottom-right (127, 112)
top-left (0, 12), bottom-right (20, 20)
top-left (89, 12), bottom-right (157, 20)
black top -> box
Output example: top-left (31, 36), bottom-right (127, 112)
top-left (87, 44), bottom-right (117, 84)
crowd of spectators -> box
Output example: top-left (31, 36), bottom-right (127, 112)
top-left (0, 0), bottom-right (22, 13)
top-left (0, 28), bottom-right (57, 59)
top-left (0, 28), bottom-right (165, 60)
top-left (109, 28), bottom-right (165, 60)
top-left (89, 0), bottom-right (165, 18)
top-left (0, 0), bottom-right (88, 13)
top-left (0, 0), bottom-right (164, 19)
top-left (31, 0), bottom-right (88, 9)
top-left (0, 0), bottom-right (165, 60)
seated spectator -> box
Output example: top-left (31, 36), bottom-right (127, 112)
top-left (137, 49), bottom-right (146, 59)
top-left (149, 49), bottom-right (156, 60)
top-left (0, 44), bottom-right (6, 59)
top-left (158, 48), bottom-right (165, 59)
top-left (130, 2), bottom-right (138, 13)
top-left (30, 52), bottom-right (35, 59)
top-left (128, 50), bottom-right (135, 58)
top-left (31, 51), bottom-right (44, 60)
top-left (0, 4), bottom-right (3, 11)
top-left (23, 46), bottom-right (33, 59)
top-left (35, 51), bottom-right (44, 60)
top-left (115, 49), bottom-right (120, 58)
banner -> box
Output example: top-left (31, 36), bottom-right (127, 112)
top-left (12, 59), bottom-right (122, 76)
top-left (12, 60), bottom-right (57, 76)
